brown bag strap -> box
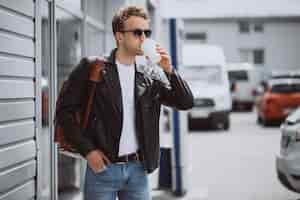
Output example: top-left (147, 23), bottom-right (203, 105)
top-left (82, 59), bottom-right (105, 129)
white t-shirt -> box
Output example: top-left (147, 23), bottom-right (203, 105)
top-left (116, 60), bottom-right (139, 156)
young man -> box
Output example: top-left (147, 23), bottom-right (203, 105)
top-left (59, 6), bottom-right (193, 200)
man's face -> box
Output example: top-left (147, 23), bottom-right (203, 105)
top-left (117, 16), bottom-right (150, 56)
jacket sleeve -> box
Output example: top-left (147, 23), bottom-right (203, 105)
top-left (158, 69), bottom-right (194, 110)
top-left (58, 58), bottom-right (97, 157)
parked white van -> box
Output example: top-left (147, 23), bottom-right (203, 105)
top-left (180, 44), bottom-right (231, 130)
top-left (227, 63), bottom-right (259, 111)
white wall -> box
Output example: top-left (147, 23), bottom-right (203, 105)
top-left (265, 22), bottom-right (300, 71)
top-left (183, 19), bottom-right (300, 75)
top-left (184, 21), bottom-right (240, 63)
top-left (125, 0), bottom-right (147, 7)
top-left (159, 19), bottom-right (171, 52)
top-left (159, 19), bottom-right (186, 66)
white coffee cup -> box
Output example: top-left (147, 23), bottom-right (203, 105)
top-left (141, 39), bottom-right (161, 64)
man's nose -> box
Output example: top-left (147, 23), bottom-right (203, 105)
top-left (140, 33), bottom-right (146, 42)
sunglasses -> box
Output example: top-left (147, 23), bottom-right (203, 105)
top-left (121, 29), bottom-right (152, 38)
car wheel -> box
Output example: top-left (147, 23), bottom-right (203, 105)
top-left (257, 115), bottom-right (262, 124)
top-left (188, 119), bottom-right (197, 131)
top-left (277, 169), bottom-right (299, 193)
top-left (223, 116), bottom-right (230, 130)
top-left (209, 120), bottom-right (216, 129)
top-left (262, 118), bottom-right (270, 127)
top-left (246, 104), bottom-right (253, 112)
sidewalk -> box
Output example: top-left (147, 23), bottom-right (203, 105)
top-left (149, 167), bottom-right (209, 200)
top-left (151, 189), bottom-right (209, 200)
top-left (151, 190), bottom-right (178, 200)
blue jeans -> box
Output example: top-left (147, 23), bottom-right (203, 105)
top-left (84, 161), bottom-right (151, 200)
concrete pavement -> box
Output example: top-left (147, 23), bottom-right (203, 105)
top-left (150, 111), bottom-right (299, 200)
top-left (151, 187), bottom-right (210, 200)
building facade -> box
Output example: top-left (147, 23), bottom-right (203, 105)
top-left (159, 0), bottom-right (300, 79)
top-left (183, 17), bottom-right (300, 78)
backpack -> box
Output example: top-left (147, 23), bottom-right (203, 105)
top-left (54, 58), bottom-right (105, 153)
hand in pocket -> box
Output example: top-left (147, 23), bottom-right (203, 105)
top-left (86, 150), bottom-right (111, 173)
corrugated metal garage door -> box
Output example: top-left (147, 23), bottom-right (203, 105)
top-left (0, 0), bottom-right (37, 200)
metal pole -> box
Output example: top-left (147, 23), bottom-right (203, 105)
top-left (35, 0), bottom-right (42, 199)
top-left (49, 1), bottom-right (58, 199)
top-left (169, 18), bottom-right (186, 197)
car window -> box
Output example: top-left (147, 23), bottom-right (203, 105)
top-left (228, 70), bottom-right (249, 82)
top-left (181, 66), bottom-right (223, 85)
top-left (272, 75), bottom-right (300, 79)
top-left (271, 83), bottom-right (300, 93)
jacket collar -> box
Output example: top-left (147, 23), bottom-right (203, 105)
top-left (103, 48), bottom-right (149, 114)
top-left (102, 48), bottom-right (123, 116)
top-left (106, 48), bottom-right (117, 65)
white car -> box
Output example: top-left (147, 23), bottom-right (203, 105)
top-left (181, 44), bottom-right (231, 130)
top-left (276, 107), bottom-right (300, 193)
top-left (227, 63), bottom-right (260, 111)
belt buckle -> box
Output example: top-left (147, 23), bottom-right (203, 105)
top-left (116, 153), bottom-right (139, 164)
top-left (116, 154), bottom-right (128, 164)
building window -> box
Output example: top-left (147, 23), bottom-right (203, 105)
top-left (253, 49), bottom-right (264, 64)
top-left (185, 32), bottom-right (207, 42)
top-left (239, 21), bottom-right (250, 33)
top-left (56, 7), bottom-right (83, 90)
top-left (239, 49), bottom-right (265, 65)
top-left (239, 49), bottom-right (251, 62)
top-left (254, 23), bottom-right (264, 32)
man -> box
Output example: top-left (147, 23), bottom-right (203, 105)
top-left (59, 6), bottom-right (193, 200)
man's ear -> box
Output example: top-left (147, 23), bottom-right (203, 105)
top-left (115, 32), bottom-right (123, 44)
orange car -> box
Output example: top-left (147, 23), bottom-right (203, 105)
top-left (256, 79), bottom-right (300, 126)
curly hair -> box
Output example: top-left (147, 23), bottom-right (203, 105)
top-left (112, 6), bottom-right (149, 35)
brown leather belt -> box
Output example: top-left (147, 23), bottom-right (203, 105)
top-left (115, 152), bottom-right (141, 163)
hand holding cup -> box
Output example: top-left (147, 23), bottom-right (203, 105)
top-left (141, 39), bottom-right (173, 74)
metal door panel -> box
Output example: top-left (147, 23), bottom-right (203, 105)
top-left (0, 141), bottom-right (35, 170)
top-left (0, 160), bottom-right (36, 193)
top-left (0, 0), bottom-right (34, 18)
top-left (0, 102), bottom-right (34, 122)
top-left (0, 80), bottom-right (34, 99)
top-left (0, 8), bottom-right (34, 37)
top-left (0, 55), bottom-right (34, 78)
top-left (0, 121), bottom-right (34, 146)
top-left (0, 180), bottom-right (35, 200)
top-left (0, 32), bottom-right (34, 58)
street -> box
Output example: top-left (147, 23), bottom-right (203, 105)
top-left (183, 111), bottom-right (300, 200)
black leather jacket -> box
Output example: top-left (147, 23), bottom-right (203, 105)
top-left (59, 49), bottom-right (194, 173)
